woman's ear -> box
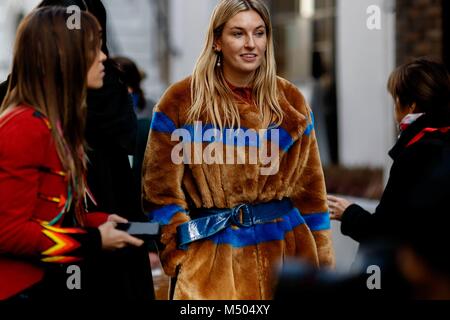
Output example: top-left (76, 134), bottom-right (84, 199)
top-left (214, 39), bottom-right (222, 52)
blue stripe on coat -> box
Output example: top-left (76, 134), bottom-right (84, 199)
top-left (304, 112), bottom-right (315, 136)
top-left (149, 204), bottom-right (187, 225)
top-left (183, 123), bottom-right (287, 147)
top-left (207, 208), bottom-right (305, 247)
top-left (150, 111), bottom-right (315, 152)
top-left (181, 124), bottom-right (261, 147)
top-left (303, 211), bottom-right (331, 231)
top-left (181, 123), bottom-right (296, 152)
top-left (266, 127), bottom-right (295, 152)
top-left (150, 112), bottom-right (177, 133)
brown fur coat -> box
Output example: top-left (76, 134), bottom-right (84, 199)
top-left (143, 77), bottom-right (335, 300)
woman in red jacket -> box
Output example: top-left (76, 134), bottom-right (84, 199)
top-left (0, 7), bottom-right (143, 300)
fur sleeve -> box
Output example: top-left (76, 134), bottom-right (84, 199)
top-left (285, 84), bottom-right (335, 268)
top-left (142, 81), bottom-right (191, 277)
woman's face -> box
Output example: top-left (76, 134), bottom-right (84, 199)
top-left (87, 49), bottom-right (107, 89)
top-left (215, 10), bottom-right (267, 84)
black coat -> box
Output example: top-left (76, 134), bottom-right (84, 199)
top-left (341, 113), bottom-right (450, 244)
top-left (83, 61), bottom-right (154, 300)
top-left (85, 60), bottom-right (143, 219)
top-left (0, 77), bottom-right (9, 103)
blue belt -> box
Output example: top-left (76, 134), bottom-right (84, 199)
top-left (177, 198), bottom-right (293, 248)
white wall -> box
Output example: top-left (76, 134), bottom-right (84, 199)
top-left (105, 0), bottom-right (219, 97)
top-left (0, 0), bottom-right (40, 81)
top-left (104, 0), bottom-right (164, 100)
top-left (337, 0), bottom-right (396, 168)
top-left (0, 1), bottom-right (14, 81)
top-left (169, 0), bottom-right (219, 83)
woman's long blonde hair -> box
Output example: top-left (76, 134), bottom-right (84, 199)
top-left (0, 7), bottom-right (101, 224)
top-left (188, 0), bottom-right (283, 130)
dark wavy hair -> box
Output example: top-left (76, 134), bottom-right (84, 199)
top-left (113, 56), bottom-right (146, 111)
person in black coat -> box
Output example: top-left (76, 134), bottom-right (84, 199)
top-left (0, 0), bottom-right (154, 300)
top-left (277, 59), bottom-right (450, 300)
top-left (276, 142), bottom-right (450, 300)
top-left (328, 58), bottom-right (450, 244)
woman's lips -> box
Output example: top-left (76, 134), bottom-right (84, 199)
top-left (240, 53), bottom-right (257, 62)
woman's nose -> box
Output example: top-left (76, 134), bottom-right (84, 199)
top-left (245, 36), bottom-right (255, 48)
top-left (100, 51), bottom-right (107, 62)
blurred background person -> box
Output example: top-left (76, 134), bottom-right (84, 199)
top-left (112, 56), bottom-right (155, 196)
top-left (112, 56), bottom-right (160, 269)
top-left (394, 188), bottom-right (450, 300)
top-left (113, 56), bottom-right (155, 120)
top-left (277, 156), bottom-right (450, 300)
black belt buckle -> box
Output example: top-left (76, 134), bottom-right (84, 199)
top-left (231, 203), bottom-right (254, 228)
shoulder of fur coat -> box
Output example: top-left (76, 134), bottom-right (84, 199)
top-left (155, 76), bottom-right (312, 129)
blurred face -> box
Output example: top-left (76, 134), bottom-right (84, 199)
top-left (87, 49), bottom-right (107, 89)
top-left (215, 10), bottom-right (267, 86)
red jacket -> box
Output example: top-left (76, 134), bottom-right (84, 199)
top-left (0, 106), bottom-right (108, 300)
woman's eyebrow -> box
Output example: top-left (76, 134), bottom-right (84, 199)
top-left (229, 25), bottom-right (265, 30)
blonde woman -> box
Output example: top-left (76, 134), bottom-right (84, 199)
top-left (143, 0), bottom-right (334, 300)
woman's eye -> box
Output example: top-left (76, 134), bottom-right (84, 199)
top-left (255, 31), bottom-right (265, 37)
top-left (233, 32), bottom-right (243, 37)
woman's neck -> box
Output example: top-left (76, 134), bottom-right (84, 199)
top-left (223, 68), bottom-right (254, 88)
